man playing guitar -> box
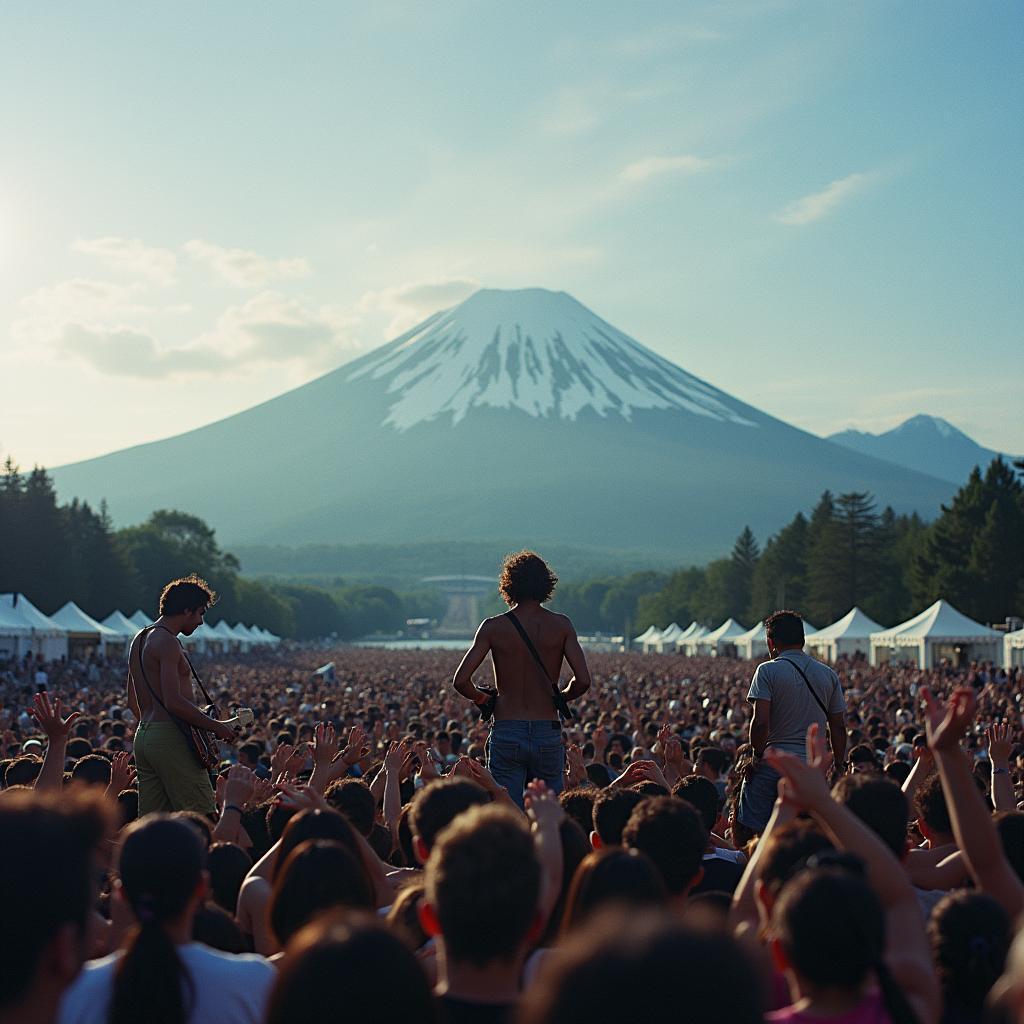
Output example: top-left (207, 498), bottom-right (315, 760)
top-left (127, 575), bottom-right (240, 816)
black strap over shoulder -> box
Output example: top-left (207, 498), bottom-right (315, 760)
top-left (775, 655), bottom-right (829, 717)
top-left (505, 611), bottom-right (574, 722)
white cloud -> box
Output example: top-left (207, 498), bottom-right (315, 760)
top-left (57, 324), bottom-right (229, 378)
top-left (621, 154), bottom-right (719, 182)
top-left (73, 236), bottom-right (178, 285)
top-left (182, 239), bottom-right (311, 287)
top-left (773, 172), bottom-right (873, 226)
top-left (357, 277), bottom-right (481, 336)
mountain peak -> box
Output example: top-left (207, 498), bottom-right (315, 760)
top-left (893, 414), bottom-right (962, 439)
top-left (346, 286), bottom-right (759, 431)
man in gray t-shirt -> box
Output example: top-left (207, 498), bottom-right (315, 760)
top-left (737, 611), bottom-right (847, 833)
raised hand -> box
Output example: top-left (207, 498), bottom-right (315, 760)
top-left (921, 687), bottom-right (976, 754)
top-left (275, 781), bottom-right (330, 812)
top-left (312, 722), bottom-right (340, 767)
top-left (524, 779), bottom-right (565, 830)
top-left (624, 759), bottom-right (670, 790)
top-left (764, 724), bottom-right (832, 813)
top-left (106, 750), bottom-right (137, 794)
top-left (460, 755), bottom-right (503, 796)
top-left (29, 692), bottom-right (80, 740)
top-left (341, 725), bottom-right (371, 766)
top-left (565, 742), bottom-right (586, 786)
top-left (383, 739), bottom-right (410, 775)
top-left (223, 763), bottom-right (256, 809)
top-left (986, 721), bottom-right (1012, 765)
top-left (271, 742), bottom-right (296, 778)
top-left (413, 740), bottom-right (438, 779)
top-left (247, 774), bottom-right (276, 808)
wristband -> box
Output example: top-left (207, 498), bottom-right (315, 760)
top-left (993, 767), bottom-right (1009, 776)
top-left (224, 803), bottom-right (243, 815)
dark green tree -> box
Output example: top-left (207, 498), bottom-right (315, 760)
top-left (725, 526), bottom-right (760, 619)
top-left (749, 512), bottom-right (809, 621)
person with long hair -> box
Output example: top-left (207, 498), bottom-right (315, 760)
top-left (559, 847), bottom-right (666, 936)
top-left (58, 816), bottom-right (273, 1024)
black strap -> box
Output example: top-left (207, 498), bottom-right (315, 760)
top-left (133, 625), bottom-right (213, 715)
top-left (775, 655), bottom-right (829, 717)
top-left (505, 611), bottom-right (572, 720)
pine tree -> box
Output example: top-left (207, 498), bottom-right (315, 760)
top-left (749, 512), bottom-right (809, 620)
top-left (726, 526), bottom-right (760, 619)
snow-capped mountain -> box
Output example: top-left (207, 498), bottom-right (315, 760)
top-left (50, 288), bottom-right (957, 565)
top-left (347, 288), bottom-right (756, 429)
top-left (828, 415), bottom-right (1014, 485)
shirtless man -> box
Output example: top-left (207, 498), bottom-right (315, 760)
top-left (126, 574), bottom-right (238, 817)
top-left (453, 551), bottom-right (591, 808)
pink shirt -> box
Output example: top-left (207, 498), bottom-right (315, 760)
top-left (767, 990), bottom-right (890, 1024)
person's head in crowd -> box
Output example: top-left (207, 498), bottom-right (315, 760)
top-left (269, 840), bottom-right (373, 948)
top-left (559, 787), bottom-right (595, 837)
top-left (518, 908), bottom-right (763, 1024)
top-left (915, 773), bottom-right (954, 847)
top-left (173, 810), bottom-right (213, 848)
top-left (832, 774), bottom-right (909, 859)
top-left (159, 574), bottom-right (216, 634)
top-left (207, 842), bottom-right (253, 915)
top-left (66, 738), bottom-right (92, 761)
top-left (591, 787), bottom-right (645, 848)
top-left (191, 901), bottom-right (247, 954)
top-left (771, 868), bottom-right (921, 1024)
top-left (756, 820), bottom-right (834, 920)
top-left (115, 788), bottom-right (138, 828)
top-left (107, 815), bottom-right (209, 1024)
top-left (585, 762), bottom-right (612, 788)
top-left (69, 753), bottom-right (111, 788)
top-left (420, 805), bottom-right (541, 996)
top-left (673, 775), bottom-right (720, 840)
top-left (632, 780), bottom-right (669, 797)
top-left (928, 890), bottom-right (1010, 1019)
top-left (622, 797), bottom-right (707, 906)
top-left (695, 746), bottom-right (728, 780)
top-left (237, 741), bottom-right (263, 772)
top-left (884, 760), bottom-right (911, 786)
top-left (996, 812), bottom-right (1024, 883)
top-left (272, 808), bottom-right (360, 882)
top-left (498, 550), bottom-right (558, 606)
top-left (265, 913), bottom-right (439, 1024)
top-left (846, 744), bottom-right (881, 775)
top-left (0, 790), bottom-right (112, 1024)
top-left (560, 848), bottom-right (666, 936)
top-left (4, 754), bottom-right (41, 787)
top-left (765, 610), bottom-right (805, 656)
top-left (324, 778), bottom-right (376, 836)
top-left (409, 777), bottom-right (489, 863)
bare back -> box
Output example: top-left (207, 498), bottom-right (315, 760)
top-left (127, 626), bottom-right (196, 723)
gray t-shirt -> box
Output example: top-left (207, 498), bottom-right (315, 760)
top-left (747, 650), bottom-right (845, 758)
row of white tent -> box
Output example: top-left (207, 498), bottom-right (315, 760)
top-left (634, 600), bottom-right (1019, 670)
top-left (0, 593), bottom-right (280, 661)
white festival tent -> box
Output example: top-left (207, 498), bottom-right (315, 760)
top-left (101, 611), bottom-right (139, 642)
top-left (869, 600), bottom-right (1002, 669)
top-left (255, 626), bottom-right (281, 646)
top-left (0, 603), bottom-right (33, 659)
top-left (633, 625), bottom-right (661, 650)
top-left (736, 619), bottom-right (819, 660)
top-left (687, 617), bottom-right (748, 657)
top-left (50, 602), bottom-right (126, 656)
top-left (1004, 628), bottom-right (1024, 669)
top-left (129, 610), bottom-right (153, 630)
top-left (655, 622), bottom-right (683, 652)
top-left (806, 608), bottom-right (885, 662)
top-left (674, 621), bottom-right (707, 646)
top-left (180, 621), bottom-right (223, 652)
top-left (0, 593), bottom-right (69, 661)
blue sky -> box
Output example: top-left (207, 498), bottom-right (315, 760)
top-left (2, 0), bottom-right (1021, 467)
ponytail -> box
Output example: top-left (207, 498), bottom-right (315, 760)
top-left (108, 817), bottom-right (206, 1024)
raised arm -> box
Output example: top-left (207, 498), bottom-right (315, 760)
top-left (560, 625), bottom-right (591, 701)
top-left (29, 692), bottom-right (80, 793)
top-left (452, 622), bottom-right (494, 706)
top-left (922, 687), bottom-right (1024, 918)
top-left (986, 722), bottom-right (1015, 813)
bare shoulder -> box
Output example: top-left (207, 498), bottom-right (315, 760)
top-left (546, 610), bottom-right (576, 634)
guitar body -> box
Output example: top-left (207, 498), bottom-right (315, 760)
top-left (186, 706), bottom-right (255, 770)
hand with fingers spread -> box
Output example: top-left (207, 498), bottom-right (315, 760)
top-left (341, 725), bottom-right (371, 767)
top-left (413, 740), bottom-right (438, 779)
top-left (275, 781), bottom-right (330, 812)
top-left (628, 759), bottom-right (671, 790)
top-left (106, 751), bottom-right (137, 795)
top-left (524, 778), bottom-right (565, 831)
top-left (223, 763), bottom-right (256, 809)
top-left (921, 687), bottom-right (976, 754)
top-left (987, 722), bottom-right (1012, 765)
top-left (384, 738), bottom-right (410, 776)
top-left (247, 774), bottom-right (275, 809)
top-left (460, 756), bottom-right (504, 797)
top-left (29, 691), bottom-right (81, 740)
top-left (763, 724), bottom-right (833, 814)
top-left (271, 742), bottom-right (296, 779)
top-left (312, 722), bottom-right (340, 767)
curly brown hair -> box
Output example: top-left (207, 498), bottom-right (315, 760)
top-left (159, 574), bottom-right (217, 616)
top-left (498, 550), bottom-right (558, 605)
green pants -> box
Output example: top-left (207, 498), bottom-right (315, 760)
top-left (134, 721), bottom-right (216, 817)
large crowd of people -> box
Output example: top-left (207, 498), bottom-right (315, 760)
top-left (1, 599), bottom-right (1023, 1023)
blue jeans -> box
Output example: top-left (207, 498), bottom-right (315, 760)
top-left (487, 720), bottom-right (564, 810)
top-left (737, 762), bottom-right (781, 833)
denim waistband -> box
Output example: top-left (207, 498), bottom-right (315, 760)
top-left (491, 720), bottom-right (561, 736)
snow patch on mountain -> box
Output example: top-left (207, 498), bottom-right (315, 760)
top-left (346, 288), bottom-right (758, 431)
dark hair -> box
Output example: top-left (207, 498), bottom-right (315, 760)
top-left (159, 574), bottom-right (216, 616)
top-left (884, 761), bottom-right (911, 785)
top-left (410, 777), bottom-right (489, 854)
top-left (996, 811), bottom-right (1024, 882)
top-left (110, 816), bottom-right (206, 1024)
top-left (765, 610), bottom-right (804, 647)
top-left (759, 820), bottom-right (833, 896)
top-left (426, 805), bottom-right (540, 966)
top-left (592, 787), bottom-right (645, 845)
top-left (265, 913), bottom-right (438, 1024)
top-left (559, 787), bottom-right (597, 837)
top-left (238, 741), bottom-right (263, 766)
top-left (4, 755), bottom-right (41, 787)
top-left (774, 870), bottom-right (919, 1024)
top-left (696, 747), bottom-right (728, 774)
top-left (66, 737), bottom-right (93, 760)
top-left (324, 778), bottom-right (376, 836)
top-left (191, 901), bottom-right (246, 953)
top-left (832, 775), bottom-right (908, 859)
top-left (116, 788), bottom-right (139, 827)
top-left (847, 743), bottom-right (880, 770)
top-left (560, 848), bottom-right (666, 935)
top-left (622, 797), bottom-right (707, 896)
top-left (0, 790), bottom-right (111, 1010)
top-left (498, 550), bottom-right (558, 605)
top-left (915, 773), bottom-right (952, 836)
top-left (70, 753), bottom-right (112, 787)
top-left (207, 842), bottom-right (253, 915)
top-left (673, 776), bottom-right (720, 834)
top-left (518, 908), bottom-right (763, 1024)
top-left (928, 890), bottom-right (1010, 1012)
top-left (269, 840), bottom-right (374, 946)
top-left (274, 808), bottom-right (360, 882)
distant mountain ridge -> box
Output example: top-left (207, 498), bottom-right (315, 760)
top-left (827, 415), bottom-right (1014, 485)
top-left (50, 288), bottom-right (958, 564)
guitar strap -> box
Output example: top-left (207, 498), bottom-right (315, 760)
top-left (774, 655), bottom-right (829, 717)
top-left (505, 611), bottom-right (575, 721)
